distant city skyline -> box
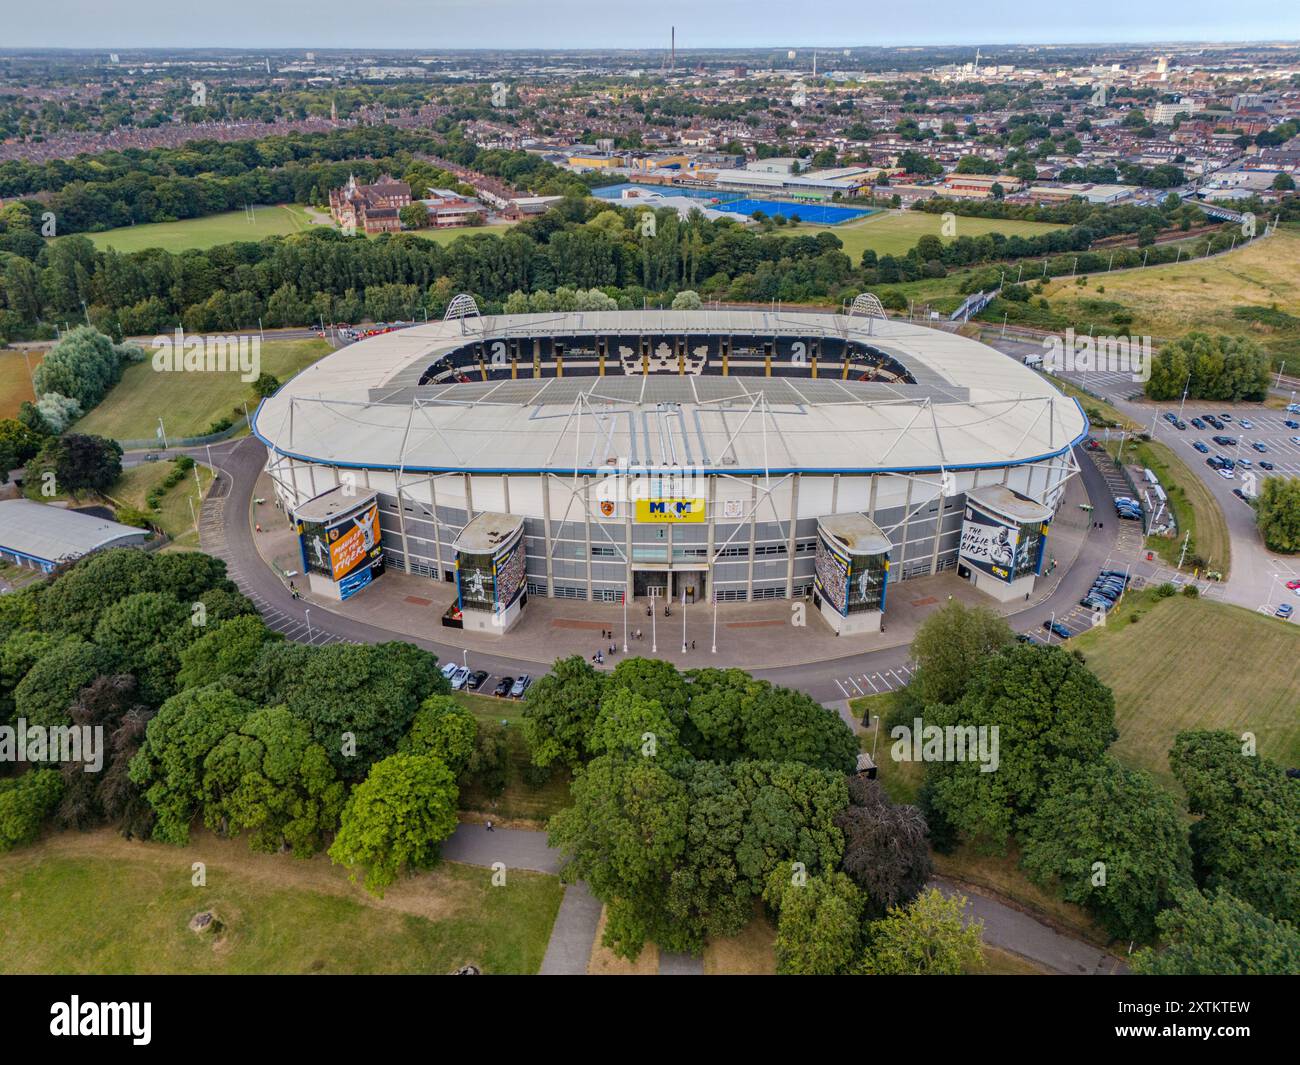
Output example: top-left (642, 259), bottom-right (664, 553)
top-left (3, 1), bottom-right (1298, 51)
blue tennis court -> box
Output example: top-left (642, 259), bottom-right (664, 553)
top-left (715, 199), bottom-right (873, 225)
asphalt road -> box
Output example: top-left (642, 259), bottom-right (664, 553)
top-left (194, 432), bottom-right (1120, 705)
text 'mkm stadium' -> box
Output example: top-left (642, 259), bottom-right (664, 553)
top-left (254, 298), bottom-right (1086, 636)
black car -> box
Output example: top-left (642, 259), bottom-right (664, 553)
top-left (1193, 441), bottom-right (1209, 453)
top-left (1232, 488), bottom-right (1248, 502)
top-left (492, 676), bottom-right (514, 697)
top-left (1212, 435), bottom-right (1237, 446)
top-left (1260, 461), bottom-right (1276, 470)
top-left (467, 669), bottom-right (490, 691)
top-left (1190, 418), bottom-right (1206, 430)
top-left (1285, 420), bottom-right (1300, 430)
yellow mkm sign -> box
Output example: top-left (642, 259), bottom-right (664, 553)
top-left (636, 498), bottom-right (706, 523)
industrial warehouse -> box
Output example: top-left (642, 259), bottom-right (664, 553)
top-left (252, 300), bottom-right (1086, 635)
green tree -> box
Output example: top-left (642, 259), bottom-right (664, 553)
top-left (548, 754), bottom-right (689, 960)
top-left (252, 372), bottom-right (281, 398)
top-left (328, 752), bottom-right (460, 895)
top-left (923, 645), bottom-right (1116, 850)
top-left (177, 614), bottom-right (280, 690)
top-left (128, 684), bottom-right (254, 844)
top-left (0, 769), bottom-right (63, 852)
top-left (399, 694), bottom-right (477, 774)
top-left (521, 654), bottom-right (605, 769)
top-left (860, 888), bottom-right (984, 974)
top-left (1255, 476), bottom-right (1300, 553)
top-left (202, 705), bottom-right (346, 857)
top-left (1020, 757), bottom-right (1193, 940)
top-left (1169, 731), bottom-right (1300, 923)
top-left (13, 635), bottom-right (113, 729)
top-left (766, 870), bottom-right (865, 975)
top-left (1132, 889), bottom-right (1300, 975)
top-left (908, 599), bottom-right (1014, 709)
top-left (25, 433), bottom-right (122, 497)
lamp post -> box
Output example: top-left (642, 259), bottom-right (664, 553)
top-left (304, 608), bottom-right (312, 641)
top-left (871, 715), bottom-right (881, 762)
top-left (622, 582), bottom-right (628, 654)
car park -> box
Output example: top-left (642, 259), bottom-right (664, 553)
top-left (1193, 441), bottom-right (1209, 453)
top-left (467, 669), bottom-right (490, 691)
top-left (1276, 603), bottom-right (1294, 619)
top-left (450, 667), bottom-right (471, 690)
top-left (510, 674), bottom-right (532, 698)
top-left (492, 677), bottom-right (514, 697)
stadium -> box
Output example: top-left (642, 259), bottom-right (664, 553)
top-left (253, 298), bottom-right (1086, 634)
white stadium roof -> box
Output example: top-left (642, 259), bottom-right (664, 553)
top-left (253, 310), bottom-right (1088, 476)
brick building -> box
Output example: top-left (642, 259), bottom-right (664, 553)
top-left (329, 173), bottom-right (412, 234)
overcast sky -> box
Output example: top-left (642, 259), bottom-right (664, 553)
top-left (3, 1), bottom-right (1296, 50)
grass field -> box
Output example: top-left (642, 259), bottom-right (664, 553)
top-left (1071, 593), bottom-right (1300, 792)
top-left (453, 691), bottom-right (572, 823)
top-left (0, 829), bottom-right (562, 974)
top-left (0, 349), bottom-right (40, 419)
top-left (76, 337), bottom-right (331, 443)
top-left (789, 209), bottom-right (1067, 261)
top-left (79, 204), bottom-right (316, 253)
top-left (1040, 227), bottom-right (1300, 372)
top-left (108, 460), bottom-right (214, 550)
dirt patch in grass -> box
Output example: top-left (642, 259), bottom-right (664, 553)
top-left (588, 907), bottom-right (660, 974)
top-left (703, 909), bottom-right (777, 975)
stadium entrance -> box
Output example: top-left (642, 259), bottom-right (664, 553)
top-left (632, 567), bottom-right (707, 604)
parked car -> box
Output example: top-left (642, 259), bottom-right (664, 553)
top-left (450, 667), bottom-right (471, 691)
top-left (1190, 418), bottom-right (1206, 430)
top-left (1217, 468), bottom-right (1235, 480)
top-left (1286, 579), bottom-right (1300, 591)
top-left (1239, 418), bottom-right (1253, 429)
top-left (1252, 441), bottom-right (1269, 453)
top-left (1212, 435), bottom-right (1237, 446)
top-left (440, 661), bottom-right (459, 680)
top-left (467, 669), bottom-right (490, 691)
top-left (1275, 603), bottom-right (1294, 619)
top-left (1259, 461), bottom-right (1276, 470)
top-left (1221, 413), bottom-right (1233, 421)
top-left (493, 676), bottom-right (514, 697)
top-left (1287, 403), bottom-right (1300, 414)
top-left (1043, 620), bottom-right (1072, 640)
top-left (1163, 411), bottom-right (1178, 423)
top-left (1237, 458), bottom-right (1253, 469)
top-left (1174, 420), bottom-right (1187, 430)
top-left (1081, 596), bottom-right (1112, 611)
top-left (1284, 420), bottom-right (1300, 430)
top-left (1099, 570), bottom-right (1130, 581)
top-left (1291, 436), bottom-right (1300, 445)
top-left (1193, 441), bottom-right (1209, 453)
top-left (510, 674), bottom-right (532, 698)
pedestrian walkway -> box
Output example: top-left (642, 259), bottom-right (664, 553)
top-left (933, 878), bottom-right (1128, 975)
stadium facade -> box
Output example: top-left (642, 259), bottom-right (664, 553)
top-left (253, 302), bottom-right (1086, 631)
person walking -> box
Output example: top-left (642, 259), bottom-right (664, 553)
top-left (485, 820), bottom-right (494, 833)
